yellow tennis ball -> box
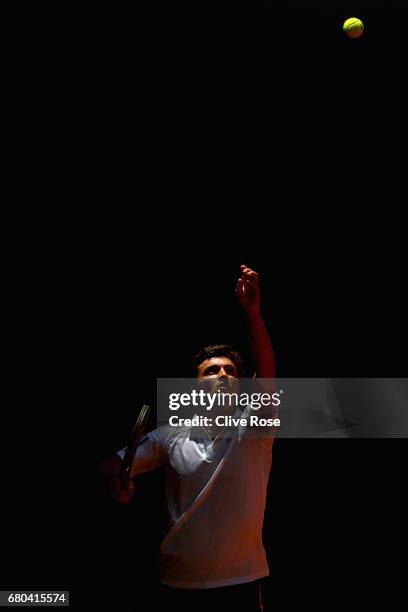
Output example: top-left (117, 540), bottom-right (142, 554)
top-left (343, 17), bottom-right (364, 38)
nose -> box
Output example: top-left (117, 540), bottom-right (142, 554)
top-left (218, 367), bottom-right (228, 379)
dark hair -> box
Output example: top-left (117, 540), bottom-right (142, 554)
top-left (192, 344), bottom-right (247, 377)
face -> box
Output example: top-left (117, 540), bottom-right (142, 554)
top-left (196, 357), bottom-right (240, 395)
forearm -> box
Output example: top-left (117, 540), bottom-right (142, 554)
top-left (246, 310), bottom-right (276, 379)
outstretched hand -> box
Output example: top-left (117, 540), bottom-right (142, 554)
top-left (236, 264), bottom-right (261, 315)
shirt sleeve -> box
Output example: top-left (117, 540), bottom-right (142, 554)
top-left (117, 428), bottom-right (167, 477)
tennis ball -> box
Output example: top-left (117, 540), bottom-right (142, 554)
top-left (343, 17), bottom-right (364, 39)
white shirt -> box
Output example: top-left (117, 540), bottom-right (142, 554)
top-left (118, 407), bottom-right (273, 589)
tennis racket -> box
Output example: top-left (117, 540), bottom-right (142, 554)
top-left (119, 404), bottom-right (151, 491)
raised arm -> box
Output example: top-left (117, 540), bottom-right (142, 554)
top-left (236, 264), bottom-right (276, 379)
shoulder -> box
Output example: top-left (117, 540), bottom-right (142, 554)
top-left (147, 423), bottom-right (189, 452)
top-left (238, 405), bottom-right (275, 450)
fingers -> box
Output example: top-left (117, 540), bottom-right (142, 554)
top-left (240, 264), bottom-right (259, 285)
top-left (236, 278), bottom-right (246, 299)
top-left (116, 478), bottom-right (135, 503)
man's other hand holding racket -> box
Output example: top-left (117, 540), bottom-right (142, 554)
top-left (97, 404), bottom-right (150, 504)
top-left (97, 454), bottom-right (136, 504)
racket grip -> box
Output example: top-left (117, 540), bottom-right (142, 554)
top-left (119, 465), bottom-right (132, 490)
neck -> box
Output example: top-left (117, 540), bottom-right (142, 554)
top-left (207, 404), bottom-right (237, 439)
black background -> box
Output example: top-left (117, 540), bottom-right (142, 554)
top-left (2, 1), bottom-right (406, 609)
